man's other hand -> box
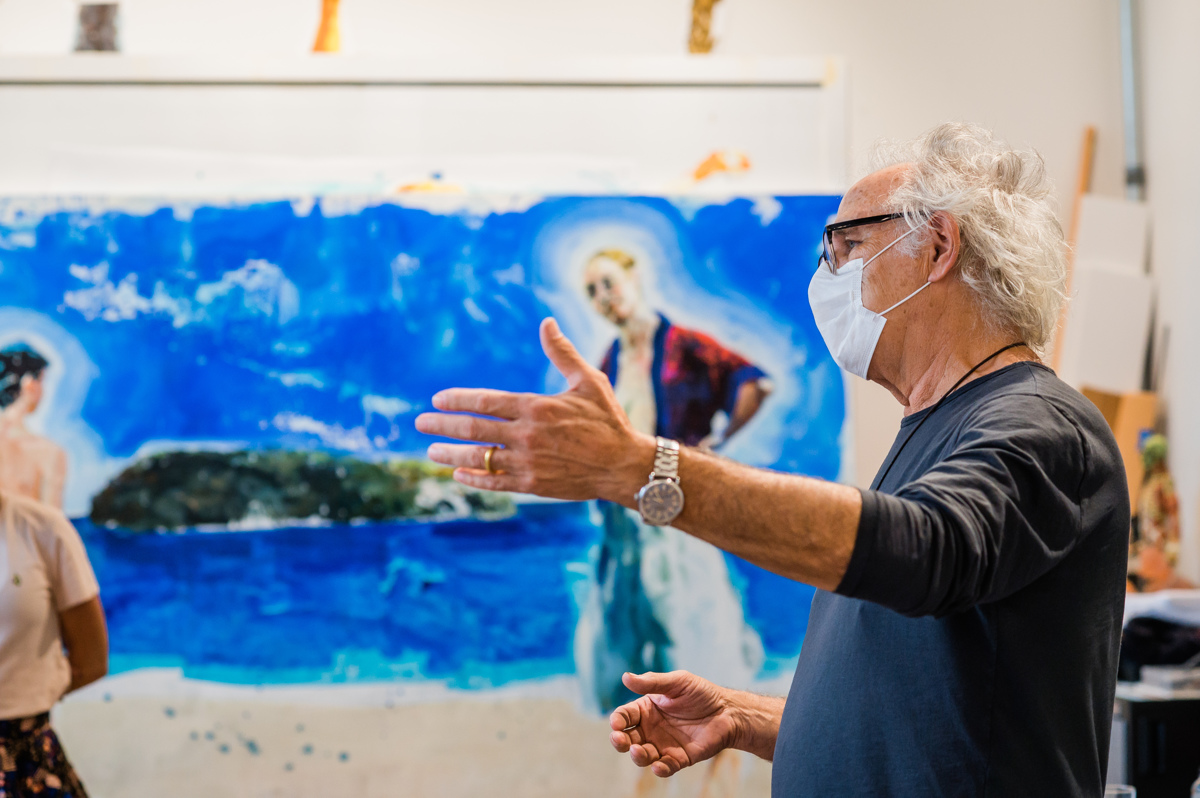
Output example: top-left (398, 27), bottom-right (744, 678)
top-left (608, 671), bottom-right (741, 778)
top-left (415, 318), bottom-right (654, 503)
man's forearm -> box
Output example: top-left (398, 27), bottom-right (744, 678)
top-left (597, 436), bottom-right (861, 592)
top-left (728, 689), bottom-right (787, 762)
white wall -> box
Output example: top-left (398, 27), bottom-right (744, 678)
top-left (1140, 0), bottom-right (1200, 581)
top-left (0, 0), bottom-right (1129, 487)
top-left (775, 0), bottom-right (1126, 484)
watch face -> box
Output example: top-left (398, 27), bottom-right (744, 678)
top-left (638, 480), bottom-right (684, 526)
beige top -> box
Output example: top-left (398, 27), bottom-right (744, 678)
top-left (613, 317), bottom-right (659, 437)
top-left (0, 492), bottom-right (99, 720)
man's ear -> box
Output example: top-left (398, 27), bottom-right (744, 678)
top-left (926, 211), bottom-right (961, 283)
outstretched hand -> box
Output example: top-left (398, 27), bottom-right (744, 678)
top-left (415, 318), bottom-right (654, 503)
top-left (609, 671), bottom-right (742, 778)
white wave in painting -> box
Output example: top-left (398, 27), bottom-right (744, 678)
top-left (63, 259), bottom-right (298, 327)
top-left (273, 371), bottom-right (325, 389)
top-left (0, 230), bottom-right (36, 249)
top-left (65, 265), bottom-right (146, 322)
top-left (389, 253), bottom-right (419, 303)
top-left (195, 260), bottom-right (299, 324)
top-left (462, 297), bottom-right (489, 323)
top-left (492, 263), bottom-right (525, 286)
top-left (751, 196), bottom-right (784, 225)
top-left (69, 263), bottom-right (108, 284)
top-left (271, 412), bottom-right (374, 453)
top-left (361, 394), bottom-right (412, 421)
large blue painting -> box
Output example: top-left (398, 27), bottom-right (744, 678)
top-left (0, 194), bottom-right (842, 699)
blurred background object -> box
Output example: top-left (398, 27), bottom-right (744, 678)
top-left (312, 0), bottom-right (340, 53)
top-left (74, 3), bottom-right (119, 52)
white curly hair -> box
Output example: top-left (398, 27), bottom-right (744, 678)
top-left (872, 123), bottom-right (1068, 353)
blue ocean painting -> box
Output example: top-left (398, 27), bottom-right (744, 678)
top-left (0, 194), bottom-right (842, 691)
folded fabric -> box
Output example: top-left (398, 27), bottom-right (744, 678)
top-left (1123, 589), bottom-right (1200, 628)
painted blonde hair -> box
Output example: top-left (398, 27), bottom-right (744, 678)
top-left (590, 249), bottom-right (637, 271)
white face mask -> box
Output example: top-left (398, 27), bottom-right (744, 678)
top-left (807, 224), bottom-right (930, 379)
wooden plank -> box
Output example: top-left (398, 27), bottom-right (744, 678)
top-left (0, 54), bottom-right (833, 87)
top-left (1051, 125), bottom-right (1097, 372)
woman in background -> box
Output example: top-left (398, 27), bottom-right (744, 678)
top-left (0, 345), bottom-right (68, 508)
top-left (0, 490), bottom-right (107, 797)
top-left (1, 342), bottom-right (107, 797)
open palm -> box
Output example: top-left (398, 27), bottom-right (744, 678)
top-left (609, 671), bottom-right (740, 778)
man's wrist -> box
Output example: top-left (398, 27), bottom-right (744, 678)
top-left (597, 432), bottom-right (658, 508)
top-left (726, 689), bottom-right (783, 762)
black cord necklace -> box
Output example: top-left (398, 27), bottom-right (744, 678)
top-left (872, 342), bottom-right (1028, 490)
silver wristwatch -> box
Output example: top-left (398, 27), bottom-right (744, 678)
top-left (636, 437), bottom-right (684, 526)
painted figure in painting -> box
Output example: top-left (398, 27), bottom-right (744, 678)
top-left (578, 249), bottom-right (770, 794)
top-left (1129, 434), bottom-right (1193, 591)
top-left (0, 344), bottom-right (66, 508)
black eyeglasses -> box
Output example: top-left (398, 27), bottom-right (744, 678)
top-left (819, 212), bottom-right (906, 274)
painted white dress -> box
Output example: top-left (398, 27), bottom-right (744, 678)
top-left (575, 331), bottom-right (763, 713)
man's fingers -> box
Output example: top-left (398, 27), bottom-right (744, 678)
top-left (630, 743), bottom-right (684, 778)
top-left (427, 443), bottom-right (508, 473)
top-left (629, 742), bottom-right (662, 768)
top-left (610, 700), bottom-right (643, 732)
top-left (415, 412), bottom-right (512, 446)
top-left (452, 468), bottom-right (526, 494)
top-left (539, 318), bottom-right (593, 388)
top-left (431, 388), bottom-right (531, 420)
top-left (624, 725), bottom-right (647, 746)
top-left (622, 670), bottom-right (690, 699)
top-left (610, 724), bottom-right (646, 752)
top-left (609, 730), bottom-right (632, 753)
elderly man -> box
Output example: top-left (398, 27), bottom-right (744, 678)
top-left (416, 123), bottom-right (1128, 796)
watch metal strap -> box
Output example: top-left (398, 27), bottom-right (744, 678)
top-left (652, 437), bottom-right (680, 480)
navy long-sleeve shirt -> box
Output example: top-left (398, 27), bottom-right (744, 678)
top-left (772, 362), bottom-right (1128, 797)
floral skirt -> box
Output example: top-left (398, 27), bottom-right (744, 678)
top-left (0, 714), bottom-right (89, 798)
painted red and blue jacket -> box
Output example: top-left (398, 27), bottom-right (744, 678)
top-left (599, 315), bottom-right (766, 447)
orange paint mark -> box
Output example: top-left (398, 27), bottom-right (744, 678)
top-left (396, 179), bottom-right (464, 194)
top-left (313, 0), bottom-right (341, 53)
top-left (692, 150), bottom-right (751, 182)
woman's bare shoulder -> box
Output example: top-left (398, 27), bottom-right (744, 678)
top-left (0, 488), bottom-right (69, 529)
top-left (0, 431), bottom-right (64, 461)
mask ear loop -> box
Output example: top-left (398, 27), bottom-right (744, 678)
top-left (864, 220), bottom-right (931, 317)
top-left (862, 221), bottom-right (924, 270)
top-left (880, 281), bottom-right (932, 316)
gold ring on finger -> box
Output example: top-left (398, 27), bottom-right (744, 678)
top-left (484, 445), bottom-right (498, 475)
